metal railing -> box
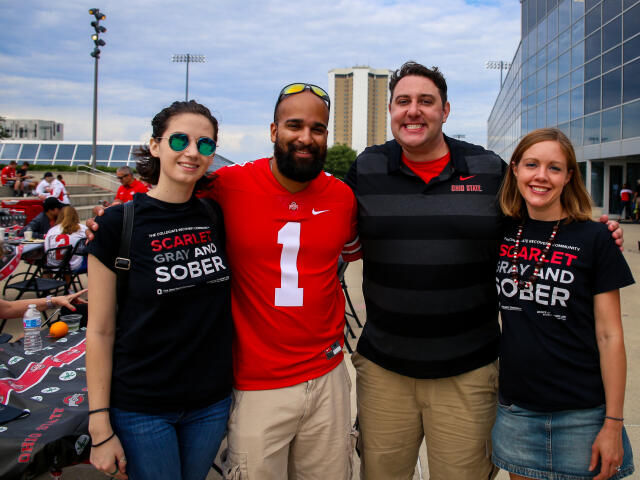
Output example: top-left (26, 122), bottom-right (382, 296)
top-left (75, 164), bottom-right (119, 191)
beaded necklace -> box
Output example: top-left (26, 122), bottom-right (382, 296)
top-left (510, 219), bottom-right (561, 290)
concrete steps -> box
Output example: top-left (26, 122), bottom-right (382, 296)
top-left (0, 183), bottom-right (115, 221)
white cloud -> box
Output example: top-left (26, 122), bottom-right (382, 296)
top-left (0, 0), bottom-right (521, 160)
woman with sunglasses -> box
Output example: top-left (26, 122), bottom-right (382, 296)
top-left (86, 100), bottom-right (232, 480)
top-left (492, 128), bottom-right (634, 480)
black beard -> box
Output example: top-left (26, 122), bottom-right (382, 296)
top-left (274, 136), bottom-right (326, 183)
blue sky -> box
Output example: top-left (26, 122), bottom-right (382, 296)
top-left (0, 0), bottom-right (521, 163)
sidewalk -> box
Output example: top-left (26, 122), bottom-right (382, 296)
top-left (343, 223), bottom-right (640, 479)
top-left (13, 223), bottom-right (640, 479)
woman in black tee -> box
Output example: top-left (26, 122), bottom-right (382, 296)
top-left (493, 128), bottom-right (634, 480)
top-left (86, 101), bottom-right (232, 480)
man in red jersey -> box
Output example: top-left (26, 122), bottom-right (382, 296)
top-left (209, 84), bottom-right (360, 479)
top-left (87, 85), bottom-right (361, 479)
top-left (113, 166), bottom-right (148, 204)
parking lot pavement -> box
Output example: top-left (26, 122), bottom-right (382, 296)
top-left (12, 223), bottom-right (640, 479)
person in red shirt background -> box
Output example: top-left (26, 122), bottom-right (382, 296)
top-left (113, 166), bottom-right (148, 205)
top-left (1, 161), bottom-right (19, 195)
top-left (620, 183), bottom-right (633, 220)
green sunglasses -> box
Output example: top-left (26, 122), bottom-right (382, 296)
top-left (274, 83), bottom-right (331, 120)
top-left (158, 132), bottom-right (217, 156)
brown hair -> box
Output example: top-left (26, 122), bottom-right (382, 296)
top-left (134, 100), bottom-right (218, 192)
top-left (499, 128), bottom-right (592, 222)
top-left (389, 61), bottom-right (448, 106)
top-left (57, 206), bottom-right (81, 235)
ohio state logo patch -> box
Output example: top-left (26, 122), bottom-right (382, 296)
top-left (63, 393), bottom-right (85, 407)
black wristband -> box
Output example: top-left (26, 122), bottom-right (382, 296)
top-left (91, 431), bottom-right (116, 448)
top-left (604, 415), bottom-right (624, 422)
top-left (88, 407), bottom-right (110, 415)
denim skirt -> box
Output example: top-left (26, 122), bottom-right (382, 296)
top-left (492, 403), bottom-right (634, 480)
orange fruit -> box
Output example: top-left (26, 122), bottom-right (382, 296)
top-left (49, 321), bottom-right (69, 338)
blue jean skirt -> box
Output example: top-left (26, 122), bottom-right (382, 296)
top-left (492, 403), bottom-right (634, 479)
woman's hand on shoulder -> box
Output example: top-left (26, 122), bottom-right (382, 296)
top-left (589, 420), bottom-right (624, 480)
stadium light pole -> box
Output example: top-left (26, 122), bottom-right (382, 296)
top-left (172, 54), bottom-right (206, 101)
top-left (89, 8), bottom-right (106, 169)
top-left (485, 60), bottom-right (512, 89)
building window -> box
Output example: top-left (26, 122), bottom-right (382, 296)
top-left (603, 0), bottom-right (622, 23)
top-left (585, 112), bottom-right (601, 143)
top-left (623, 2), bottom-right (640, 40)
top-left (586, 5), bottom-right (602, 35)
top-left (603, 44), bottom-right (622, 71)
top-left (623, 99), bottom-right (640, 138)
top-left (602, 106), bottom-right (622, 141)
top-left (586, 30), bottom-right (602, 60)
top-left (603, 16), bottom-right (623, 50)
top-left (585, 77), bottom-right (602, 113)
top-left (602, 67), bottom-right (622, 107)
top-left (623, 57), bottom-right (640, 101)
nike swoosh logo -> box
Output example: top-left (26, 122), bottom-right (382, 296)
top-left (460, 175), bottom-right (476, 181)
top-left (312, 209), bottom-right (330, 215)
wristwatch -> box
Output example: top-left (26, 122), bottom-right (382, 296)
top-left (45, 295), bottom-right (54, 309)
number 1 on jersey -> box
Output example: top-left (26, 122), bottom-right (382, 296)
top-left (275, 222), bottom-right (303, 307)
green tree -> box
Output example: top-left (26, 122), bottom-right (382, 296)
top-left (0, 116), bottom-right (10, 140)
top-left (325, 144), bottom-right (356, 180)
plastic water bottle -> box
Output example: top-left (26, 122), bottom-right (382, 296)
top-left (23, 304), bottom-right (42, 354)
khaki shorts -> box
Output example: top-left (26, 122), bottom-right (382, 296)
top-left (222, 360), bottom-right (354, 479)
top-left (353, 352), bottom-right (499, 480)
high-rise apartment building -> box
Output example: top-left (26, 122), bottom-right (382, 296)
top-left (328, 66), bottom-right (391, 153)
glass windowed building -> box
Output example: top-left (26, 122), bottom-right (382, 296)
top-left (0, 141), bottom-right (233, 171)
top-left (488, 0), bottom-right (640, 215)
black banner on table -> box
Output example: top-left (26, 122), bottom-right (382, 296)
top-left (0, 332), bottom-right (90, 479)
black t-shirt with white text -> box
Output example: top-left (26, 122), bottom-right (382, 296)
top-left (88, 194), bottom-right (232, 413)
top-left (496, 218), bottom-right (633, 411)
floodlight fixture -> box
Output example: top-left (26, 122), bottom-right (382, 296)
top-left (89, 8), bottom-right (107, 168)
top-left (172, 54), bottom-right (207, 101)
top-left (485, 60), bottom-right (512, 88)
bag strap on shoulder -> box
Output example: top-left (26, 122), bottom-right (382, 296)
top-left (115, 201), bottom-right (134, 303)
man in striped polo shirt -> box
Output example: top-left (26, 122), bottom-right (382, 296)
top-left (345, 61), bottom-right (507, 480)
top-left (346, 61), bottom-right (623, 480)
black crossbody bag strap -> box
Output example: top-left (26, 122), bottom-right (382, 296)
top-left (115, 201), bottom-right (134, 305)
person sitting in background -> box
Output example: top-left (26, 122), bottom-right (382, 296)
top-left (16, 162), bottom-right (35, 196)
top-left (44, 205), bottom-right (87, 273)
top-left (0, 290), bottom-right (86, 320)
top-left (35, 172), bottom-right (70, 204)
top-left (20, 197), bottom-right (63, 239)
top-left (1, 161), bottom-right (19, 195)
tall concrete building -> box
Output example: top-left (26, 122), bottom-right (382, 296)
top-left (488, 0), bottom-right (640, 215)
top-left (328, 66), bottom-right (391, 154)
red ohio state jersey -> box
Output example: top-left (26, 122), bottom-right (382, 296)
top-left (206, 158), bottom-right (360, 390)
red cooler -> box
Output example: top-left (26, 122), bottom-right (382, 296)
top-left (1, 199), bottom-right (44, 224)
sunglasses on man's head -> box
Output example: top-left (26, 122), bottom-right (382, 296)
top-left (157, 133), bottom-right (217, 157)
top-left (273, 83), bottom-right (331, 120)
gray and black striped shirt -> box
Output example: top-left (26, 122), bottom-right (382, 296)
top-left (345, 135), bottom-right (506, 379)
